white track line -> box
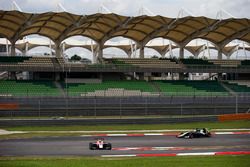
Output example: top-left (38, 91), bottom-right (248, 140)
top-left (215, 132), bottom-right (234, 135)
top-left (101, 151), bottom-right (250, 157)
top-left (81, 131), bottom-right (250, 137)
top-left (101, 154), bottom-right (136, 157)
top-left (2, 128), bottom-right (250, 136)
top-left (177, 152), bottom-right (215, 156)
top-left (107, 134), bottom-right (127, 136)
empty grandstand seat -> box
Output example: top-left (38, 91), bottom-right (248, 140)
top-left (0, 80), bottom-right (60, 96)
top-left (0, 56), bottom-right (58, 68)
top-left (105, 58), bottom-right (181, 69)
top-left (0, 56), bottom-right (31, 63)
top-left (154, 80), bottom-right (228, 96)
top-left (224, 81), bottom-right (250, 92)
top-left (19, 57), bottom-right (54, 67)
top-left (241, 60), bottom-right (250, 66)
top-left (65, 80), bottom-right (157, 96)
top-left (180, 59), bottom-right (214, 65)
top-left (208, 60), bottom-right (241, 67)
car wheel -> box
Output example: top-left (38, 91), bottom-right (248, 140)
top-left (89, 143), bottom-right (93, 150)
top-left (106, 144), bottom-right (112, 150)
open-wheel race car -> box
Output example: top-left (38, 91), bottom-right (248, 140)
top-left (176, 128), bottom-right (211, 139)
top-left (89, 138), bottom-right (112, 150)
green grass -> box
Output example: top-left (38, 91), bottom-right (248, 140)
top-left (1, 120), bottom-right (249, 140)
top-left (3, 120), bottom-right (250, 131)
top-left (0, 155), bottom-right (249, 167)
top-left (0, 132), bottom-right (85, 140)
top-left (0, 115), bottom-right (217, 119)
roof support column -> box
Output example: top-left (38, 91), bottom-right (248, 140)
top-left (226, 46), bottom-right (238, 60)
top-left (93, 49), bottom-right (98, 64)
top-left (162, 46), bottom-right (169, 58)
top-left (218, 48), bottom-right (222, 60)
top-left (178, 46), bottom-right (185, 80)
top-left (55, 42), bottom-right (61, 58)
top-left (139, 45), bottom-right (144, 58)
top-left (21, 50), bottom-right (26, 56)
top-left (128, 52), bottom-right (132, 58)
top-left (62, 42), bottom-right (65, 56)
top-left (21, 42), bottom-right (29, 56)
top-left (98, 45), bottom-right (103, 59)
top-left (10, 41), bottom-right (16, 57)
top-left (194, 45), bottom-right (206, 58)
top-left (23, 42), bottom-right (29, 56)
top-left (9, 40), bottom-right (17, 79)
top-left (161, 53), bottom-right (165, 58)
top-left (194, 52), bottom-right (199, 58)
top-left (97, 44), bottom-right (103, 63)
top-left (179, 47), bottom-right (184, 59)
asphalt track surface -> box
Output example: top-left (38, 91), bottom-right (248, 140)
top-left (0, 134), bottom-right (249, 156)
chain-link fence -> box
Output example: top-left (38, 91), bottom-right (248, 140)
top-left (0, 93), bottom-right (249, 118)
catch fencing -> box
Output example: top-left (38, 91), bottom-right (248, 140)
top-left (0, 93), bottom-right (249, 118)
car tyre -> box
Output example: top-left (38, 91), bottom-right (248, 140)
top-left (108, 143), bottom-right (112, 150)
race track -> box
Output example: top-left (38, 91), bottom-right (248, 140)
top-left (0, 133), bottom-right (250, 156)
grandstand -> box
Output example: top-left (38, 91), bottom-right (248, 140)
top-left (0, 10), bottom-right (249, 116)
top-left (1, 56), bottom-right (250, 74)
top-left (0, 79), bottom-right (242, 97)
top-left (105, 58), bottom-right (181, 69)
top-left (65, 80), bottom-right (157, 96)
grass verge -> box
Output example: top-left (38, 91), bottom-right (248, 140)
top-left (0, 115), bottom-right (216, 119)
top-left (0, 132), bottom-right (84, 140)
top-left (0, 120), bottom-right (249, 140)
top-left (0, 155), bottom-right (249, 167)
top-left (3, 120), bottom-right (250, 131)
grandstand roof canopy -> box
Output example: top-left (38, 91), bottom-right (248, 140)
top-left (0, 10), bottom-right (249, 47)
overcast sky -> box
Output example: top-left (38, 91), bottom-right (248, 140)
top-left (0, 0), bottom-right (250, 18)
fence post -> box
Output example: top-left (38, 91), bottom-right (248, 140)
top-left (38, 99), bottom-right (41, 119)
top-left (181, 103), bottom-right (183, 116)
top-left (235, 94), bottom-right (238, 114)
top-left (120, 98), bottom-right (122, 119)
top-left (94, 98), bottom-right (97, 119)
top-left (11, 109), bottom-right (13, 119)
top-left (66, 98), bottom-right (68, 118)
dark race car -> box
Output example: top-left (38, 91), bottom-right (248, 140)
top-left (176, 128), bottom-right (211, 139)
top-left (89, 138), bottom-right (112, 150)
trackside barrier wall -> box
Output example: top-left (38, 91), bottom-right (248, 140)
top-left (0, 103), bottom-right (19, 110)
top-left (0, 96), bottom-right (249, 117)
top-left (218, 113), bottom-right (250, 122)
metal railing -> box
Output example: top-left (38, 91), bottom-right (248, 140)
top-left (0, 95), bottom-right (249, 118)
top-left (1, 91), bottom-right (250, 98)
top-left (1, 63), bottom-right (250, 73)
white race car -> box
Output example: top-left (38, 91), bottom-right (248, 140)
top-left (89, 138), bottom-right (112, 150)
